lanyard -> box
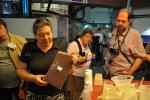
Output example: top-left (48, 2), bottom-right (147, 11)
top-left (117, 28), bottom-right (133, 64)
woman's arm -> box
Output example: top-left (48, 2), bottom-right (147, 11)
top-left (16, 61), bottom-right (47, 87)
top-left (16, 61), bottom-right (35, 82)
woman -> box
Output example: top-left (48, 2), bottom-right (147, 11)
top-left (66, 29), bottom-right (94, 100)
top-left (16, 17), bottom-right (76, 100)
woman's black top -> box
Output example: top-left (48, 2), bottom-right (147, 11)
top-left (19, 41), bottom-right (63, 95)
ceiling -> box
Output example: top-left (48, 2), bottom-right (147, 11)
top-left (87, 0), bottom-right (150, 8)
top-left (30, 0), bottom-right (150, 19)
top-left (88, 0), bottom-right (150, 8)
top-left (32, 0), bottom-right (150, 8)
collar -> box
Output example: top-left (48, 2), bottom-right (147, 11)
top-left (118, 27), bottom-right (130, 37)
top-left (33, 40), bottom-right (58, 52)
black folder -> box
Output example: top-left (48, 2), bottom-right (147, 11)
top-left (44, 51), bottom-right (73, 89)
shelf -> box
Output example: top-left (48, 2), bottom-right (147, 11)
top-left (0, 0), bottom-right (19, 3)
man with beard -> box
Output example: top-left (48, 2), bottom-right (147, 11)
top-left (104, 9), bottom-right (147, 78)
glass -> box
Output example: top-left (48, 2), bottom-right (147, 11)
top-left (139, 85), bottom-right (150, 100)
top-left (102, 82), bottom-right (122, 100)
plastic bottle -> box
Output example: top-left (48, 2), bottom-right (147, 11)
top-left (80, 69), bottom-right (93, 100)
top-left (92, 73), bottom-right (103, 100)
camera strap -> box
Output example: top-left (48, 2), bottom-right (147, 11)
top-left (75, 39), bottom-right (92, 56)
top-left (119, 45), bottom-right (133, 64)
top-left (117, 28), bottom-right (133, 65)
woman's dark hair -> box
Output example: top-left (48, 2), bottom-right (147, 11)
top-left (81, 28), bottom-right (94, 37)
top-left (33, 17), bottom-right (52, 36)
top-left (0, 19), bottom-right (8, 31)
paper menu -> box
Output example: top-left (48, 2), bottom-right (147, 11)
top-left (44, 51), bottom-right (73, 89)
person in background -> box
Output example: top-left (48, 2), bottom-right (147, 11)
top-left (143, 42), bottom-right (150, 80)
top-left (143, 55), bottom-right (150, 81)
top-left (147, 54), bottom-right (150, 62)
top-left (145, 42), bottom-right (150, 61)
top-left (66, 28), bottom-right (94, 100)
top-left (93, 26), bottom-right (104, 63)
top-left (0, 19), bottom-right (27, 100)
top-left (16, 17), bottom-right (76, 100)
top-left (104, 8), bottom-right (147, 78)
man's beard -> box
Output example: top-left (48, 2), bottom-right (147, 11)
top-left (117, 27), bottom-right (126, 34)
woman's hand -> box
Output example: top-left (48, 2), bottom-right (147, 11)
top-left (32, 75), bottom-right (48, 87)
top-left (77, 56), bottom-right (87, 63)
top-left (92, 53), bottom-right (96, 59)
top-left (71, 55), bottom-right (78, 65)
top-left (68, 65), bottom-right (75, 75)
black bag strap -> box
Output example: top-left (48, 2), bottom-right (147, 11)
top-left (74, 39), bottom-right (92, 56)
top-left (117, 28), bottom-right (133, 65)
top-left (119, 45), bottom-right (133, 64)
top-left (75, 39), bottom-right (85, 56)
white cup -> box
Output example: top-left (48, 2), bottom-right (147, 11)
top-left (84, 69), bottom-right (93, 85)
top-left (122, 88), bottom-right (137, 100)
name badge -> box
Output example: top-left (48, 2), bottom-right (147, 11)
top-left (7, 42), bottom-right (16, 49)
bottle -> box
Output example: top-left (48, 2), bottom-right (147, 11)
top-left (92, 73), bottom-right (103, 100)
top-left (81, 69), bottom-right (93, 100)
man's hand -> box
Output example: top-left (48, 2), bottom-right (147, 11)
top-left (117, 70), bottom-right (132, 75)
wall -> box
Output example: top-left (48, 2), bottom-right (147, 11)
top-left (3, 16), bottom-right (58, 38)
top-left (76, 7), bottom-right (112, 24)
top-left (132, 7), bottom-right (150, 35)
top-left (3, 18), bottom-right (35, 38)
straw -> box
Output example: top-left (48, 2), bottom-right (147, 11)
top-left (139, 77), bottom-right (144, 87)
top-left (115, 76), bottom-right (120, 86)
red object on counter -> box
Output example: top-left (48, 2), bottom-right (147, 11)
top-left (92, 73), bottom-right (103, 100)
top-left (92, 85), bottom-right (103, 100)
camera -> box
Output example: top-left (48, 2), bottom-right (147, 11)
top-left (109, 48), bottom-right (119, 56)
